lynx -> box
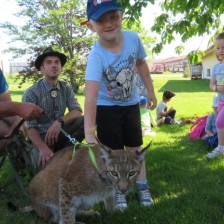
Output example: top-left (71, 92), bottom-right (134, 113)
top-left (29, 143), bottom-right (150, 224)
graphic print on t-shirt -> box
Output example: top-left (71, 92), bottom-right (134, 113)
top-left (104, 54), bottom-right (136, 101)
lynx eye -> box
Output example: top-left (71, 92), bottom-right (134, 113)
top-left (110, 171), bottom-right (118, 177)
top-left (129, 171), bottom-right (136, 177)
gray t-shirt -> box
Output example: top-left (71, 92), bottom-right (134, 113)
top-left (156, 101), bottom-right (167, 119)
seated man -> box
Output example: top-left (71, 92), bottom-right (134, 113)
top-left (22, 47), bottom-right (84, 170)
top-left (0, 68), bottom-right (42, 156)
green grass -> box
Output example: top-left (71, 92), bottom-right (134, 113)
top-left (1, 75), bottom-right (224, 224)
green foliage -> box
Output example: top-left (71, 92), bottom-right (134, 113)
top-left (150, 0), bottom-right (224, 53)
top-left (121, 0), bottom-right (154, 22)
top-left (120, 0), bottom-right (224, 59)
top-left (0, 0), bottom-right (95, 92)
top-left (1, 0), bottom-right (157, 91)
top-left (188, 50), bottom-right (205, 64)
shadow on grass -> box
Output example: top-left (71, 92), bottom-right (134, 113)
top-left (158, 79), bottom-right (210, 93)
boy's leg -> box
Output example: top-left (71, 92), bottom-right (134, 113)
top-left (124, 104), bottom-right (154, 206)
top-left (164, 116), bottom-right (173, 124)
top-left (168, 109), bottom-right (176, 119)
top-left (136, 161), bottom-right (154, 206)
top-left (156, 117), bottom-right (165, 126)
top-left (96, 106), bottom-right (127, 209)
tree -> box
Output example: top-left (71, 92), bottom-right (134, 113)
top-left (0, 0), bottom-right (156, 91)
top-left (0, 0), bottom-right (95, 92)
top-left (121, 0), bottom-right (224, 62)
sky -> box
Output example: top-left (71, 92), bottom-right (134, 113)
top-left (0, 0), bottom-right (217, 66)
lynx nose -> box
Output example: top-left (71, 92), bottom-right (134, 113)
top-left (118, 181), bottom-right (130, 193)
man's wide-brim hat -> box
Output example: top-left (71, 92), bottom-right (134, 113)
top-left (35, 47), bottom-right (67, 71)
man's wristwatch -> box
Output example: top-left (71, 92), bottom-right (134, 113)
top-left (57, 117), bottom-right (64, 127)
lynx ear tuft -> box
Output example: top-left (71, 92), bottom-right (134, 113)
top-left (99, 143), bottom-right (112, 162)
top-left (136, 141), bottom-right (152, 160)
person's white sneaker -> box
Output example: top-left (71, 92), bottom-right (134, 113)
top-left (142, 129), bottom-right (156, 136)
top-left (114, 192), bottom-right (127, 210)
top-left (206, 145), bottom-right (224, 159)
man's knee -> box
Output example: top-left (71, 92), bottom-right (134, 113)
top-left (29, 144), bottom-right (41, 173)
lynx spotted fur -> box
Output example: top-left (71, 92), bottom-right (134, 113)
top-left (29, 143), bottom-right (149, 224)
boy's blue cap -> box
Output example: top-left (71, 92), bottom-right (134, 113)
top-left (139, 96), bottom-right (147, 106)
top-left (87, 0), bottom-right (122, 21)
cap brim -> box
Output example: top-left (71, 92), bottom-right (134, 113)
top-left (80, 20), bottom-right (88, 26)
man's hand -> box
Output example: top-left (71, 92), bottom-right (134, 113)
top-left (18, 102), bottom-right (43, 120)
top-left (38, 146), bottom-right (54, 167)
top-left (44, 121), bottom-right (61, 146)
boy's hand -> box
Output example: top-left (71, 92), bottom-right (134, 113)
top-left (85, 133), bottom-right (98, 144)
top-left (148, 95), bottom-right (157, 110)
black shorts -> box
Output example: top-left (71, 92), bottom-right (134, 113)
top-left (96, 104), bottom-right (143, 149)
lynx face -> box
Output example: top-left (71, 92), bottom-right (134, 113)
top-left (105, 150), bottom-right (144, 193)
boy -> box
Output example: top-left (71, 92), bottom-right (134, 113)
top-left (156, 90), bottom-right (177, 125)
top-left (84, 0), bottom-right (157, 209)
top-left (139, 96), bottom-right (157, 136)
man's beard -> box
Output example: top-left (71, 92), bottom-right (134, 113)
top-left (49, 75), bottom-right (58, 80)
top-left (47, 72), bottom-right (59, 80)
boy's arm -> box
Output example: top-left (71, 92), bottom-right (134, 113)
top-left (210, 77), bottom-right (217, 91)
top-left (136, 59), bottom-right (157, 110)
top-left (210, 76), bottom-right (224, 92)
top-left (84, 80), bottom-right (100, 144)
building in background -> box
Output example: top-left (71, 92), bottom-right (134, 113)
top-left (153, 55), bottom-right (188, 73)
top-left (201, 46), bottom-right (217, 80)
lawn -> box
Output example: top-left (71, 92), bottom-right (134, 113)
top-left (0, 74), bottom-right (224, 224)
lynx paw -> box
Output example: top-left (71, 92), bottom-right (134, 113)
top-left (81, 210), bottom-right (101, 218)
top-left (113, 206), bottom-right (126, 213)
